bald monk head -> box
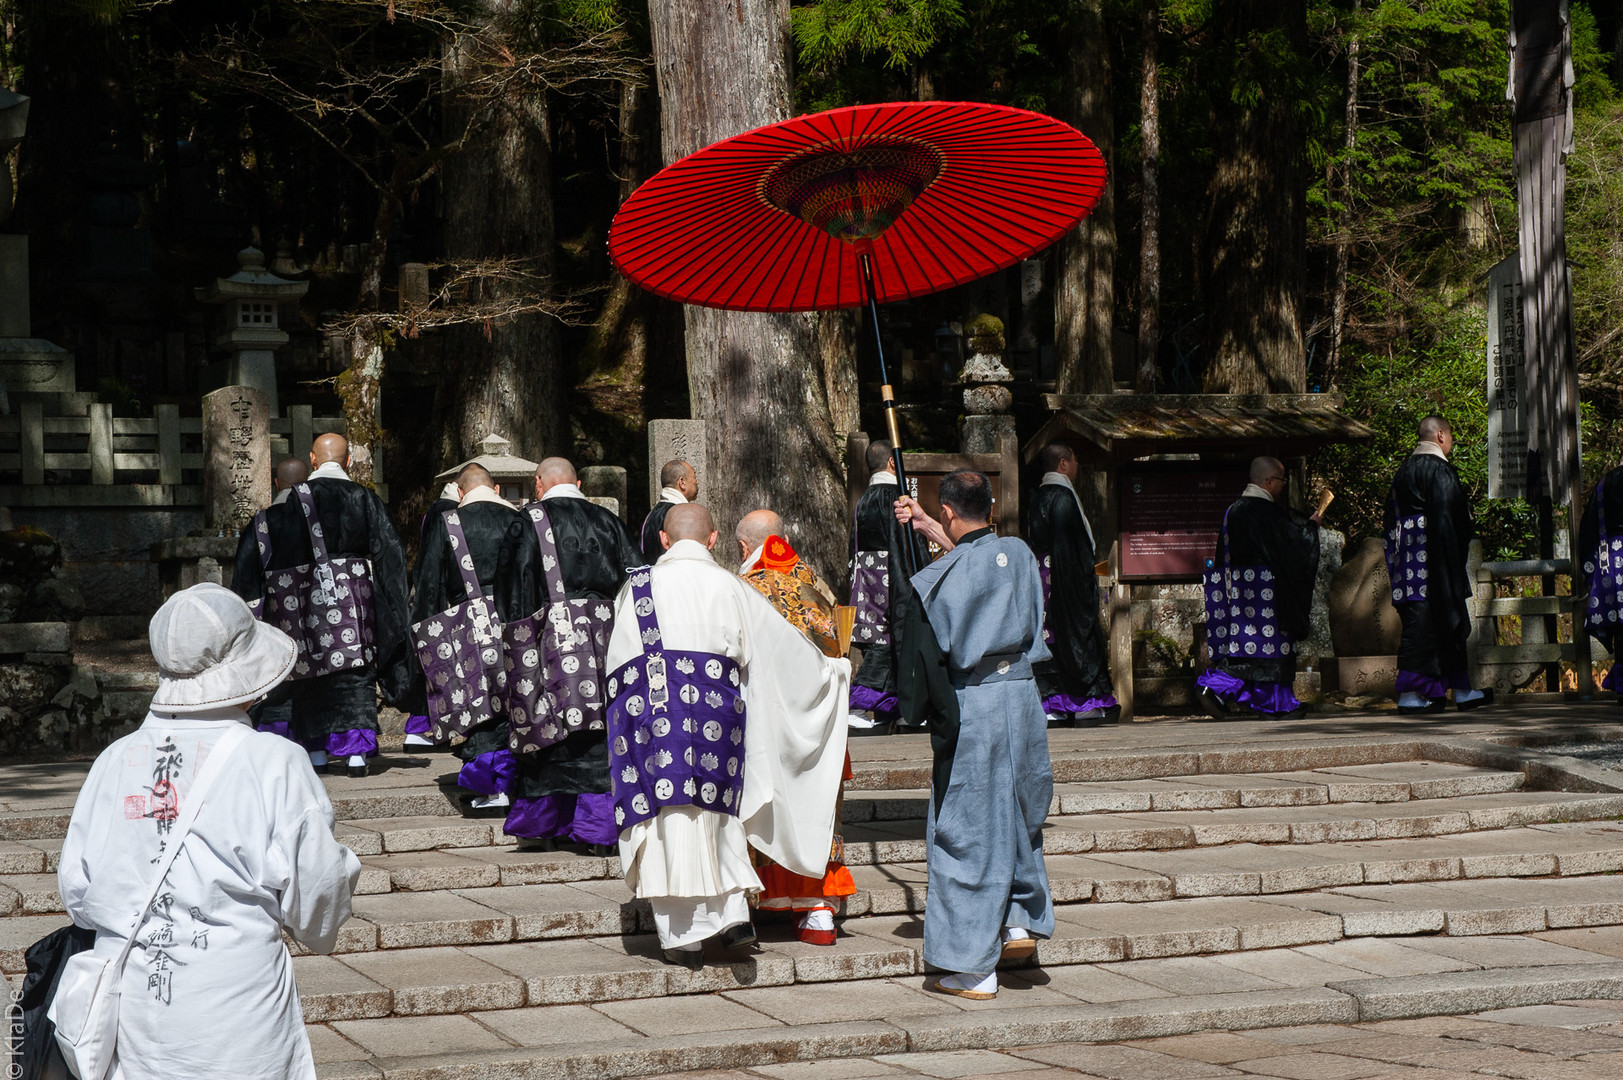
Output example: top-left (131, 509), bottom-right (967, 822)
top-left (661, 502), bottom-right (717, 553)
top-left (457, 463), bottom-right (495, 498)
top-left (273, 456), bottom-right (310, 492)
top-left (533, 456), bottom-right (577, 500)
top-left (735, 508), bottom-right (783, 565)
top-left (310, 432), bottom-right (350, 471)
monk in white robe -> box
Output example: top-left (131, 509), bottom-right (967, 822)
top-left (605, 504), bottom-right (850, 967)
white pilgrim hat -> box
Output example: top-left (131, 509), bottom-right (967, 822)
top-left (148, 583), bottom-right (298, 712)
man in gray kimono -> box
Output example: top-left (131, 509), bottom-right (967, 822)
top-left (894, 470), bottom-right (1053, 1001)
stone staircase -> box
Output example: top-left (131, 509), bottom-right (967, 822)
top-left (4, 714), bottom-right (1623, 1078)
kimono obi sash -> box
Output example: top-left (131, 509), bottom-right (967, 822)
top-left (1384, 508), bottom-right (1429, 603)
top-left (949, 651), bottom-right (1032, 689)
top-left (1204, 508), bottom-right (1293, 660)
top-left (848, 549), bottom-right (891, 646)
top-left (409, 510), bottom-right (505, 743)
top-left (1584, 480), bottom-right (1623, 630)
top-left (606, 569), bottom-right (745, 834)
top-left (254, 483), bottom-right (377, 679)
top-left (502, 505), bottom-right (613, 754)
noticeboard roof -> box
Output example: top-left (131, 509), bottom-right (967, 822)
top-left (1023, 393), bottom-right (1374, 462)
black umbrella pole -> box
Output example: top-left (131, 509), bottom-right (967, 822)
top-left (860, 252), bottom-right (918, 576)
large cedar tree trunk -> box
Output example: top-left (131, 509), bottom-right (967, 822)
top-left (1136, 0), bottom-right (1162, 392)
top-left (1200, 0), bottom-right (1308, 394)
top-left (1055, 0), bottom-right (1116, 395)
top-left (440, 18), bottom-right (563, 464)
top-left (644, 0), bottom-right (852, 579)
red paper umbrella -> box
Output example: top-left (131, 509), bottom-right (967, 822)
top-left (608, 100), bottom-right (1106, 312)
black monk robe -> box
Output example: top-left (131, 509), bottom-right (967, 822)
top-left (1213, 495), bottom-right (1319, 686)
top-left (407, 497), bottom-right (525, 756)
top-left (494, 495), bottom-right (643, 798)
top-left (1026, 482), bottom-right (1113, 706)
top-left (1385, 451), bottom-right (1476, 683)
top-left (849, 480), bottom-right (926, 706)
top-left (231, 473), bottom-right (411, 738)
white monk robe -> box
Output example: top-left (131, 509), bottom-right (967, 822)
top-left (608, 538), bottom-right (851, 947)
top-left (58, 708), bottom-right (360, 1080)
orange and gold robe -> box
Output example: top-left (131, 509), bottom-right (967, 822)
top-left (741, 535), bottom-right (857, 910)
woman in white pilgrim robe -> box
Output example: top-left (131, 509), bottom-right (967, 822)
top-left (606, 508), bottom-right (851, 959)
top-left (57, 583), bottom-right (361, 1080)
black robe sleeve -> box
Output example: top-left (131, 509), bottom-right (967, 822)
top-left (231, 520), bottom-right (266, 606)
top-left (362, 487), bottom-right (413, 707)
top-left (891, 585), bottom-right (959, 815)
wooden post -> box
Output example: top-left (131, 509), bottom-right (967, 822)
top-left (1108, 539), bottom-right (1134, 722)
top-left (157, 404), bottom-right (181, 486)
top-left (89, 403), bottom-right (115, 484)
top-left (20, 400), bottom-right (43, 485)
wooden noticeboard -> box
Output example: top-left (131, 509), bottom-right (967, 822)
top-left (1117, 463), bottom-right (1247, 581)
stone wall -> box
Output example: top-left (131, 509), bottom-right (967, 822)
top-left (11, 507), bottom-right (205, 620)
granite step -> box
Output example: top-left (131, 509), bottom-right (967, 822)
top-left (237, 875), bottom-right (1623, 1023)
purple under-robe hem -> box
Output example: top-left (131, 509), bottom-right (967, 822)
top-left (849, 684), bottom-right (899, 716)
top-left (503, 793), bottom-right (618, 846)
top-left (403, 714), bottom-right (434, 735)
top-left (326, 728), bottom-right (379, 758)
top-left (1395, 669), bottom-right (1472, 700)
top-left (1042, 693), bottom-right (1118, 715)
top-left (458, 749), bottom-right (517, 796)
top-left (257, 721), bottom-right (292, 740)
top-left (1197, 669), bottom-right (1301, 714)
top-left (1604, 663), bottom-right (1623, 692)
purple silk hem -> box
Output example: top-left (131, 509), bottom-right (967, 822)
top-left (326, 729), bottom-right (379, 758)
top-left (849, 684), bottom-right (899, 715)
top-left (403, 714), bottom-right (434, 735)
top-left (1042, 693), bottom-right (1118, 714)
top-left (1395, 669), bottom-right (1472, 700)
top-left (1605, 663), bottom-right (1623, 691)
top-left (1197, 669), bottom-right (1301, 714)
top-left (504, 793), bottom-right (618, 846)
top-left (257, 721), bottom-right (292, 740)
top-left (458, 749), bottom-right (517, 796)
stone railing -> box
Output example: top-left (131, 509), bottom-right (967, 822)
top-left (0, 401), bottom-right (350, 507)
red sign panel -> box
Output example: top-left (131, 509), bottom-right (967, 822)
top-left (1118, 465), bottom-right (1247, 581)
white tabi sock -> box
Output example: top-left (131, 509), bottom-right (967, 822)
top-left (1397, 692), bottom-right (1430, 709)
top-left (1044, 712), bottom-right (1067, 722)
top-left (347, 755), bottom-right (367, 767)
top-left (1454, 689), bottom-right (1485, 704)
top-left (938, 970), bottom-right (997, 994)
top-left (403, 733), bottom-right (435, 748)
top-left (1073, 708), bottom-right (1106, 720)
top-left (799, 908), bottom-right (835, 932)
top-left (1001, 926), bottom-right (1031, 943)
top-left (470, 792), bottom-right (510, 810)
top-left (308, 750), bottom-right (329, 768)
top-left (848, 711), bottom-right (880, 729)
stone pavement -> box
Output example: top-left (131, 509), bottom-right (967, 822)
top-left (5, 705), bottom-right (1623, 1077)
top-left (659, 1000), bottom-right (1623, 1078)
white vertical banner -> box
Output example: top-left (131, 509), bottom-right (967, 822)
top-left (1487, 252), bottom-right (1528, 500)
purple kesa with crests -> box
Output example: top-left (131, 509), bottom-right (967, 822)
top-left (503, 505), bottom-right (613, 754)
top-left (409, 510), bottom-right (505, 743)
top-left (606, 569), bottom-right (746, 833)
top-left (253, 484), bottom-right (377, 679)
top-left (848, 550), bottom-right (891, 646)
top-left (1384, 512), bottom-right (1429, 603)
top-left (1204, 560), bottom-right (1293, 661)
top-left (1038, 555), bottom-right (1055, 645)
top-left (1585, 480), bottom-right (1623, 632)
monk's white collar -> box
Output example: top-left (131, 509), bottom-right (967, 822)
top-left (460, 484), bottom-right (516, 510)
top-left (541, 483), bottom-right (586, 501)
top-left (272, 488), bottom-right (291, 505)
top-left (1040, 471), bottom-right (1096, 547)
top-left (738, 545), bottom-right (765, 574)
top-left (867, 471), bottom-right (898, 487)
top-left (659, 537), bottom-right (715, 564)
top-left (1413, 441), bottom-right (1449, 460)
top-left (310, 460), bottom-right (350, 481)
top-left (659, 486), bottom-right (689, 504)
top-left (1242, 483), bottom-right (1275, 502)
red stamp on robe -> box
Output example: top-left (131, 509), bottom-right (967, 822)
top-left (126, 781), bottom-right (180, 822)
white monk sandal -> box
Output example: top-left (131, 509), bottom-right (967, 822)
top-left (926, 972), bottom-right (997, 1000)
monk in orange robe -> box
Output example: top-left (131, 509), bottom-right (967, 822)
top-left (735, 509), bottom-right (856, 945)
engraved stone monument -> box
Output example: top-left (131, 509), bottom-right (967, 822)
top-left (202, 385), bottom-right (272, 535)
top-left (1327, 535), bottom-right (1403, 696)
top-left (647, 419), bottom-right (707, 505)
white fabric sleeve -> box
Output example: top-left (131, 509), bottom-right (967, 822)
top-left (56, 760), bottom-right (104, 928)
top-left (267, 772), bottom-right (362, 953)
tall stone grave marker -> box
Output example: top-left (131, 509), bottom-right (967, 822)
top-left (203, 385), bottom-right (271, 534)
top-left (648, 419), bottom-right (707, 505)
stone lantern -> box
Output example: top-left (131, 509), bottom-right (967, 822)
top-left (435, 433), bottom-right (540, 507)
top-left (194, 246), bottom-right (309, 415)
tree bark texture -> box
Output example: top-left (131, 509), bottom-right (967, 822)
top-left (440, 14), bottom-right (563, 466)
top-left (1326, 2), bottom-right (1359, 391)
top-left (1200, 0), bottom-right (1308, 394)
top-left (1136, 0), bottom-right (1162, 393)
top-left (336, 179), bottom-right (401, 491)
top-left (1055, 0), bottom-right (1116, 395)
top-left (645, 0), bottom-right (854, 581)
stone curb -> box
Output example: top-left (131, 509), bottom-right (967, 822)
top-left (1327, 960), bottom-right (1623, 1020)
top-left (1421, 736), bottom-right (1623, 795)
